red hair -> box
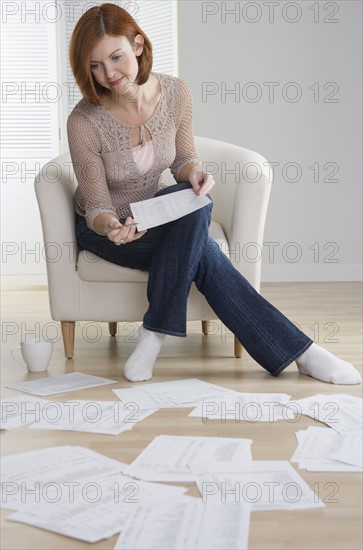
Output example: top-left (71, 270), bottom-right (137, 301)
top-left (69, 2), bottom-right (153, 105)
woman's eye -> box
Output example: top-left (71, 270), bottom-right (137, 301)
top-left (90, 56), bottom-right (122, 70)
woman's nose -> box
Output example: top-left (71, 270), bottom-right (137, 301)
top-left (104, 63), bottom-right (116, 79)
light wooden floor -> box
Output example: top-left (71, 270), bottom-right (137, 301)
top-left (1, 283), bottom-right (362, 550)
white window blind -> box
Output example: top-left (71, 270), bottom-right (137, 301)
top-left (59, 0), bottom-right (178, 146)
top-left (1, 0), bottom-right (60, 283)
top-left (1, 0), bottom-right (60, 183)
top-left (0, 0), bottom-right (177, 283)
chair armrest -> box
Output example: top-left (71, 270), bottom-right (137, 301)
top-left (34, 152), bottom-right (78, 268)
top-left (194, 137), bottom-right (273, 291)
top-left (34, 152), bottom-right (81, 319)
top-left (229, 169), bottom-right (272, 290)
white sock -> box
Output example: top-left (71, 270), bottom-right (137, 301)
top-left (296, 343), bottom-right (362, 384)
top-left (124, 325), bottom-right (166, 382)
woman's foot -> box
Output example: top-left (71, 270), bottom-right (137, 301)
top-left (124, 325), bottom-right (166, 382)
top-left (296, 343), bottom-right (362, 384)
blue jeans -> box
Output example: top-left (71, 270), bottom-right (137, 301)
top-left (75, 183), bottom-right (313, 376)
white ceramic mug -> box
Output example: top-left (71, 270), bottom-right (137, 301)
top-left (11, 339), bottom-right (53, 373)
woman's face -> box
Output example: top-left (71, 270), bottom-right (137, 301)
top-left (89, 34), bottom-right (144, 96)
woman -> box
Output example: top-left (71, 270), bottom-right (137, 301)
top-left (67, 3), bottom-right (361, 385)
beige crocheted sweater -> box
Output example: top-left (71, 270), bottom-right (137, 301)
top-left (67, 72), bottom-right (201, 231)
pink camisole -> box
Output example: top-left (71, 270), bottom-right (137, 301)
top-left (131, 139), bottom-right (155, 174)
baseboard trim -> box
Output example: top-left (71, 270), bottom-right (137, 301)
top-left (261, 264), bottom-right (362, 282)
top-left (1, 275), bottom-right (48, 286)
top-left (1, 264), bottom-right (362, 286)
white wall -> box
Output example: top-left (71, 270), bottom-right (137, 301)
top-left (0, 0), bottom-right (177, 286)
top-left (1, 0), bottom-right (361, 285)
top-left (177, 0), bottom-right (362, 281)
top-left (1, 1), bottom-right (60, 286)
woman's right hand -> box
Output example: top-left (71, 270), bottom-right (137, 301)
top-left (105, 216), bottom-right (147, 246)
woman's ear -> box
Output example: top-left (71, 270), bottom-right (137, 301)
top-left (133, 34), bottom-right (144, 56)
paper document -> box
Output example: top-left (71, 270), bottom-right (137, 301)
top-left (189, 392), bottom-right (292, 422)
top-left (6, 372), bottom-right (117, 396)
top-left (130, 188), bottom-right (212, 231)
top-left (28, 400), bottom-right (156, 435)
top-left (8, 474), bottom-right (187, 543)
top-left (291, 426), bottom-right (362, 472)
top-left (113, 379), bottom-right (238, 410)
top-left (114, 495), bottom-right (251, 550)
top-left (190, 460), bottom-right (325, 511)
top-left (1, 446), bottom-right (127, 511)
top-left (291, 394), bottom-right (362, 433)
top-left (330, 436), bottom-right (363, 469)
top-left (0, 395), bottom-right (51, 430)
top-left (123, 435), bottom-right (252, 482)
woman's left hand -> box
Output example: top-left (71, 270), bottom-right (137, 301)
top-left (188, 166), bottom-right (216, 196)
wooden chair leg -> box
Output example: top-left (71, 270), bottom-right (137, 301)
top-left (201, 320), bottom-right (212, 335)
top-left (61, 321), bottom-right (75, 359)
top-left (109, 322), bottom-right (117, 337)
top-left (234, 336), bottom-right (243, 358)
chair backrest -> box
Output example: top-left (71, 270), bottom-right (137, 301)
top-left (34, 136), bottom-right (237, 244)
top-left (195, 136), bottom-right (272, 236)
top-left (35, 151), bottom-right (77, 243)
top-left (34, 152), bottom-right (79, 290)
top-left (35, 137), bottom-right (272, 291)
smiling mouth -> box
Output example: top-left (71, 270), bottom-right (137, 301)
top-left (110, 77), bottom-right (124, 86)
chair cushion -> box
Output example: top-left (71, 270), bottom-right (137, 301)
top-left (77, 221), bottom-right (230, 282)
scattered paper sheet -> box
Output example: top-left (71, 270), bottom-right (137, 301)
top-left (8, 474), bottom-right (187, 544)
top-left (189, 392), bottom-right (293, 422)
top-left (330, 437), bottom-right (363, 469)
top-left (123, 435), bottom-right (252, 482)
top-left (291, 394), bottom-right (362, 434)
top-left (190, 460), bottom-right (325, 511)
top-left (0, 395), bottom-right (51, 430)
top-left (130, 188), bottom-right (212, 231)
top-left (28, 400), bottom-right (157, 435)
top-left (4, 387), bottom-right (360, 546)
top-left (113, 379), bottom-right (239, 410)
top-left (291, 426), bottom-right (362, 472)
top-left (5, 372), bottom-right (117, 396)
top-left (1, 446), bottom-right (127, 511)
top-left (114, 495), bottom-right (251, 550)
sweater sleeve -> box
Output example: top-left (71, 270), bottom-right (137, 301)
top-left (169, 78), bottom-right (202, 181)
top-left (67, 110), bottom-right (117, 231)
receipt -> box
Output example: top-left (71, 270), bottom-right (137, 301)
top-left (130, 188), bottom-right (211, 230)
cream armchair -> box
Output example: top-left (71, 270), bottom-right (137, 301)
top-left (34, 136), bottom-right (272, 359)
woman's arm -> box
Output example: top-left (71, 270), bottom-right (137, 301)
top-left (175, 162), bottom-right (202, 183)
top-left (94, 212), bottom-right (146, 244)
top-left (170, 80), bottom-right (215, 196)
top-left (169, 80), bottom-right (201, 180)
top-left (93, 212), bottom-right (120, 234)
top-left (67, 111), bottom-right (117, 234)
top-left (67, 111), bottom-right (146, 244)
